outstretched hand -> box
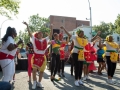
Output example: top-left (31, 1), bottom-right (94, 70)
top-left (97, 31), bottom-right (101, 35)
top-left (50, 24), bottom-right (53, 27)
top-left (60, 26), bottom-right (65, 29)
top-left (22, 21), bottom-right (28, 26)
top-left (45, 32), bottom-right (49, 36)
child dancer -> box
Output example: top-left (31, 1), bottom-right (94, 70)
top-left (49, 33), bottom-right (68, 81)
top-left (83, 35), bottom-right (100, 80)
top-left (97, 38), bottom-right (106, 75)
top-left (58, 33), bottom-right (66, 77)
top-left (26, 42), bottom-right (34, 81)
top-left (23, 21), bottom-right (52, 89)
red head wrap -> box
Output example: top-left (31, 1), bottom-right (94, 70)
top-left (33, 31), bottom-right (43, 38)
top-left (59, 33), bottom-right (63, 39)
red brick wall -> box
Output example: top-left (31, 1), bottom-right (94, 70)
top-left (76, 20), bottom-right (90, 27)
top-left (49, 15), bottom-right (90, 33)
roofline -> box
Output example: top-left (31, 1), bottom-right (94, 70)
top-left (49, 15), bottom-right (76, 19)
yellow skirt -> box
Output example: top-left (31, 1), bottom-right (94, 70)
top-left (78, 50), bottom-right (85, 61)
top-left (31, 54), bottom-right (47, 72)
top-left (110, 52), bottom-right (118, 63)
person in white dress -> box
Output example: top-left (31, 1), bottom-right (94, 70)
top-left (0, 27), bottom-right (23, 82)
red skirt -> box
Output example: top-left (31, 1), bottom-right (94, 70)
top-left (84, 52), bottom-right (97, 62)
top-left (33, 53), bottom-right (45, 67)
top-left (60, 50), bottom-right (65, 60)
top-left (88, 62), bottom-right (97, 70)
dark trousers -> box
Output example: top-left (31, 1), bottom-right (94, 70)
top-left (51, 53), bottom-right (60, 76)
top-left (70, 55), bottom-right (74, 75)
top-left (106, 56), bottom-right (116, 77)
top-left (58, 60), bottom-right (65, 73)
top-left (72, 53), bottom-right (83, 80)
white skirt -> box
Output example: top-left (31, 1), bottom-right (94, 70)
top-left (0, 59), bottom-right (15, 82)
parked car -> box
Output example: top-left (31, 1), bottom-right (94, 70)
top-left (20, 48), bottom-right (27, 58)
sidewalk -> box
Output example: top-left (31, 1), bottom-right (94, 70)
top-left (0, 63), bottom-right (120, 90)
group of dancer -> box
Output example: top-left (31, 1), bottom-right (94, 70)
top-left (0, 21), bottom-right (119, 89)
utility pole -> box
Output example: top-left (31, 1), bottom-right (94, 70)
top-left (88, 0), bottom-right (92, 39)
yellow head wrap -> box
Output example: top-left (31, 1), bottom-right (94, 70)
top-left (106, 36), bottom-right (110, 41)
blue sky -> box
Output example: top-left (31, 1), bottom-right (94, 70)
top-left (0, 0), bottom-right (120, 38)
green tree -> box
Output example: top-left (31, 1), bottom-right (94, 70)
top-left (28, 14), bottom-right (50, 34)
top-left (16, 14), bottom-right (50, 45)
top-left (92, 21), bottom-right (115, 39)
top-left (115, 14), bottom-right (120, 35)
top-left (0, 0), bottom-right (20, 18)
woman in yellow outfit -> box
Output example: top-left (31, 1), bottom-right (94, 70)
top-left (61, 26), bottom-right (88, 86)
top-left (103, 35), bottom-right (119, 84)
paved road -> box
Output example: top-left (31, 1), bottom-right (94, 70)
top-left (0, 62), bottom-right (120, 90)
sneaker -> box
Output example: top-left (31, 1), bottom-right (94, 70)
top-left (107, 79), bottom-right (116, 84)
top-left (32, 81), bottom-right (37, 89)
top-left (83, 76), bottom-right (87, 81)
top-left (58, 74), bottom-right (61, 77)
top-left (62, 74), bottom-right (65, 77)
top-left (74, 80), bottom-right (79, 86)
top-left (71, 73), bottom-right (73, 76)
top-left (79, 80), bottom-right (84, 85)
top-left (86, 76), bottom-right (90, 80)
top-left (37, 82), bottom-right (44, 88)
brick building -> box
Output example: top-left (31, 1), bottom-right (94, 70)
top-left (48, 15), bottom-right (90, 33)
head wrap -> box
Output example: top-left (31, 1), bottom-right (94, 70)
top-left (106, 35), bottom-right (113, 42)
top-left (83, 35), bottom-right (88, 39)
top-left (76, 29), bottom-right (83, 35)
top-left (59, 33), bottom-right (63, 38)
top-left (33, 31), bottom-right (43, 38)
top-left (106, 36), bottom-right (110, 41)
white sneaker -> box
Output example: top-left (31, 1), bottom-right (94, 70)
top-left (86, 76), bottom-right (90, 80)
top-left (32, 81), bottom-right (37, 89)
top-left (83, 76), bottom-right (87, 81)
top-left (37, 82), bottom-right (44, 88)
top-left (107, 79), bottom-right (116, 84)
top-left (74, 80), bottom-right (79, 86)
top-left (79, 80), bottom-right (84, 85)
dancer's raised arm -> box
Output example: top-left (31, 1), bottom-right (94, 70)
top-left (22, 21), bottom-right (32, 38)
top-left (49, 24), bottom-right (53, 39)
top-left (60, 26), bottom-right (72, 38)
top-left (91, 31), bottom-right (101, 42)
top-left (93, 36), bottom-right (101, 45)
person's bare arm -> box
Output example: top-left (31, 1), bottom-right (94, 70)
top-left (23, 21), bottom-right (32, 38)
top-left (49, 24), bottom-right (53, 39)
top-left (91, 31), bottom-right (101, 42)
top-left (48, 41), bottom-right (52, 45)
top-left (60, 26), bottom-right (72, 38)
top-left (92, 36), bottom-right (101, 45)
top-left (7, 40), bottom-right (23, 51)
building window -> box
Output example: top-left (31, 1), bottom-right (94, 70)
top-left (61, 20), bottom-right (63, 23)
